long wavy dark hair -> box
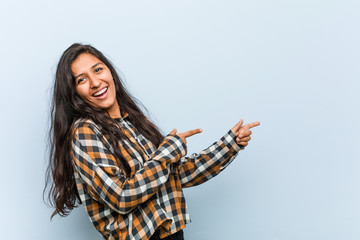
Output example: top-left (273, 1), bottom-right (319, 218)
top-left (44, 43), bottom-right (164, 219)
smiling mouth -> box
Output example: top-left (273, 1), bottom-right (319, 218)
top-left (93, 87), bottom-right (108, 97)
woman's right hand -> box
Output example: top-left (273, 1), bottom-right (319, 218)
top-left (169, 128), bottom-right (203, 145)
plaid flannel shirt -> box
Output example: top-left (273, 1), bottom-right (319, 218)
top-left (71, 112), bottom-right (242, 240)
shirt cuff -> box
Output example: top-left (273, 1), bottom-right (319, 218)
top-left (151, 134), bottom-right (188, 165)
top-left (224, 129), bottom-right (245, 153)
top-left (218, 129), bottom-right (244, 170)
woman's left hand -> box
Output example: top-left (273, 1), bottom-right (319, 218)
top-left (231, 119), bottom-right (260, 147)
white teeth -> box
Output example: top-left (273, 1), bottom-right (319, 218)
top-left (93, 87), bottom-right (108, 97)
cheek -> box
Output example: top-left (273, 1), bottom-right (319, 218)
top-left (109, 79), bottom-right (117, 95)
top-left (75, 85), bottom-right (88, 100)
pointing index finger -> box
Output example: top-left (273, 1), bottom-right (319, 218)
top-left (243, 121), bottom-right (261, 130)
top-left (183, 128), bottom-right (203, 137)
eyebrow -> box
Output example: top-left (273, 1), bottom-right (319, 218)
top-left (74, 62), bottom-right (103, 79)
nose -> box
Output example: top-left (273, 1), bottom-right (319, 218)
top-left (89, 75), bottom-right (101, 89)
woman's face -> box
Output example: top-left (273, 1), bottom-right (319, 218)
top-left (71, 53), bottom-right (120, 117)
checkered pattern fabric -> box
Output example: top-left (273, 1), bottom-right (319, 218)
top-left (71, 112), bottom-right (242, 240)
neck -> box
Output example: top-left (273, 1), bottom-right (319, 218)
top-left (107, 101), bottom-right (122, 118)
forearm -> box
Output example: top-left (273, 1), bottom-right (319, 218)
top-left (178, 129), bottom-right (242, 188)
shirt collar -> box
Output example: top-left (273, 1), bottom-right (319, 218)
top-left (113, 111), bottom-right (129, 121)
top-left (122, 112), bottom-right (129, 119)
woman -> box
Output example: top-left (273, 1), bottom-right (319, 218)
top-left (45, 43), bottom-right (260, 240)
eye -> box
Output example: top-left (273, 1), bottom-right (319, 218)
top-left (95, 67), bottom-right (102, 73)
top-left (77, 77), bottom-right (86, 84)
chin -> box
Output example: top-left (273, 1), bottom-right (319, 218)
top-left (98, 104), bottom-right (112, 110)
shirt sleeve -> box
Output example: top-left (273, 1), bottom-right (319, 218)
top-left (71, 122), bottom-right (187, 215)
top-left (177, 129), bottom-right (243, 188)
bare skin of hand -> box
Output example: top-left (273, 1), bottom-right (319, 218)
top-left (231, 119), bottom-right (260, 147)
top-left (169, 128), bottom-right (203, 145)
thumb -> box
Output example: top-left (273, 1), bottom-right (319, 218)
top-left (232, 119), bottom-right (244, 133)
top-left (169, 128), bottom-right (177, 136)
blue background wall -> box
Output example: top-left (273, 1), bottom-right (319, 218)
top-left (0, 0), bottom-right (359, 239)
